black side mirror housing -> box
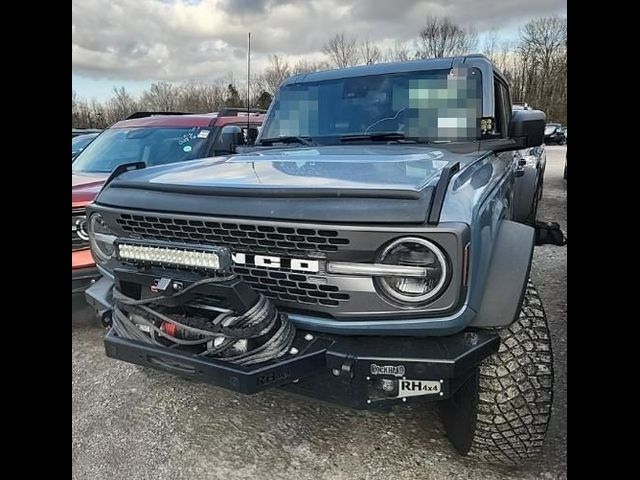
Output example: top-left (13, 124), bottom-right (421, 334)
top-left (245, 126), bottom-right (259, 145)
top-left (508, 109), bottom-right (546, 148)
top-left (214, 125), bottom-right (244, 155)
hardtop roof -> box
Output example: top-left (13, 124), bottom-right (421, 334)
top-left (281, 54), bottom-right (505, 86)
top-left (110, 112), bottom-right (264, 129)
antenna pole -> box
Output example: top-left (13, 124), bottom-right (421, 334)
top-left (247, 32), bottom-right (251, 134)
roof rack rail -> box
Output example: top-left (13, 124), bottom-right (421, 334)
top-left (217, 108), bottom-right (267, 117)
top-left (125, 111), bottom-right (193, 120)
top-left (72, 128), bottom-right (102, 135)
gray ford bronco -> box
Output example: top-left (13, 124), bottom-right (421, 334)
top-left (86, 54), bottom-right (552, 465)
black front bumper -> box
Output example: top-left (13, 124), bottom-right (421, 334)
top-left (72, 266), bottom-right (101, 294)
top-left (88, 277), bottom-right (499, 409)
top-left (105, 325), bottom-right (498, 409)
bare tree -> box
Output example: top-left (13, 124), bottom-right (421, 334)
top-left (72, 90), bottom-right (80, 127)
top-left (416, 15), bottom-right (477, 58)
top-left (494, 39), bottom-right (514, 74)
top-left (516, 15), bottom-right (567, 122)
top-left (240, 74), bottom-right (274, 110)
top-left (248, 74), bottom-right (267, 106)
top-left (77, 102), bottom-right (90, 127)
top-left (384, 40), bottom-right (412, 62)
top-left (291, 59), bottom-right (330, 75)
top-left (89, 99), bottom-right (107, 128)
top-left (263, 54), bottom-right (291, 94)
top-left (199, 81), bottom-right (226, 111)
top-left (323, 33), bottom-right (359, 68)
top-left (140, 82), bottom-right (179, 112)
top-left (178, 81), bottom-right (225, 112)
top-left (482, 28), bottom-right (499, 63)
top-left (359, 39), bottom-right (383, 65)
top-left (106, 86), bottom-right (138, 123)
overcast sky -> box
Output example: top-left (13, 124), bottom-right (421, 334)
top-left (72, 0), bottom-right (566, 101)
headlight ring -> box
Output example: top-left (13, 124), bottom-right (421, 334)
top-left (88, 213), bottom-right (117, 264)
top-left (374, 237), bottom-right (449, 306)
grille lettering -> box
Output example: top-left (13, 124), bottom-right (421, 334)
top-left (232, 253), bottom-right (319, 273)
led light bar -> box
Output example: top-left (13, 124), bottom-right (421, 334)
top-left (117, 243), bottom-right (224, 270)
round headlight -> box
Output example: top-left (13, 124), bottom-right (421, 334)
top-left (376, 237), bottom-right (448, 305)
top-left (88, 213), bottom-right (116, 264)
top-left (73, 216), bottom-right (89, 241)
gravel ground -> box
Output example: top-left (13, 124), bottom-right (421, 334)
top-left (72, 146), bottom-right (567, 480)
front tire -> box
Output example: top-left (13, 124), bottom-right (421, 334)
top-left (441, 281), bottom-right (553, 465)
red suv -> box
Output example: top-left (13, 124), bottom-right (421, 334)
top-left (72, 109), bottom-right (265, 295)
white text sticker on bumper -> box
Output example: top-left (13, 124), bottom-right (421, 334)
top-left (398, 380), bottom-right (441, 398)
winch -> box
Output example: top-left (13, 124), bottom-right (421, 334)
top-left (109, 244), bottom-right (296, 366)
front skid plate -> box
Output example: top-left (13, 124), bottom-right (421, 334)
top-left (104, 327), bottom-right (499, 409)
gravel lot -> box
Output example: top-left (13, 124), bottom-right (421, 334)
top-left (72, 146), bottom-right (567, 480)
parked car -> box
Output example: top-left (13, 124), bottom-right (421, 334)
top-left (72, 132), bottom-right (100, 160)
top-left (72, 128), bottom-right (102, 138)
top-left (544, 123), bottom-right (566, 145)
top-left (72, 109), bottom-right (265, 296)
top-left (85, 55), bottom-right (551, 465)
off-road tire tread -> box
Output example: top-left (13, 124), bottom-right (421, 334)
top-left (467, 280), bottom-right (553, 464)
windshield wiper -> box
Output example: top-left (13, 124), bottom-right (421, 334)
top-left (340, 132), bottom-right (419, 143)
top-left (259, 136), bottom-right (315, 146)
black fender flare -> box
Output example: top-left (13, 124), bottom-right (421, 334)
top-left (470, 220), bottom-right (535, 328)
top-left (513, 166), bottom-right (538, 223)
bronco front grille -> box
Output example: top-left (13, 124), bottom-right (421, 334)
top-left (72, 208), bottom-right (89, 251)
top-left (115, 214), bottom-right (350, 256)
top-left (115, 213), bottom-right (352, 307)
top-left (233, 264), bottom-right (349, 307)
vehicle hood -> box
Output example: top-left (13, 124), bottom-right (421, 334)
top-left (111, 145), bottom-right (478, 193)
top-left (72, 172), bottom-right (108, 207)
top-left (96, 145), bottom-right (483, 224)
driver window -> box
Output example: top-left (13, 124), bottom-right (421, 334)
top-left (493, 78), bottom-right (511, 137)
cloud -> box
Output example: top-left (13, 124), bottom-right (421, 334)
top-left (218, 0), bottom-right (294, 15)
top-left (72, 0), bottom-right (566, 84)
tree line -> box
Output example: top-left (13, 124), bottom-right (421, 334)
top-left (72, 14), bottom-right (566, 129)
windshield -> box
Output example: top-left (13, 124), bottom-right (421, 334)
top-left (544, 125), bottom-right (558, 135)
top-left (260, 67), bottom-right (483, 144)
top-left (71, 133), bottom-right (99, 156)
top-left (72, 127), bottom-right (211, 173)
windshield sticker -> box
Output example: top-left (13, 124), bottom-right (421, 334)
top-left (183, 145), bottom-right (192, 152)
top-left (178, 129), bottom-right (198, 146)
top-left (197, 130), bottom-right (210, 139)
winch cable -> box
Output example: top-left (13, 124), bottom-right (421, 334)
top-left (111, 274), bottom-right (296, 366)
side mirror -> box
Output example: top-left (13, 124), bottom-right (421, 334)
top-left (214, 125), bottom-right (244, 155)
top-left (508, 109), bottom-right (546, 148)
top-left (245, 126), bottom-right (259, 146)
